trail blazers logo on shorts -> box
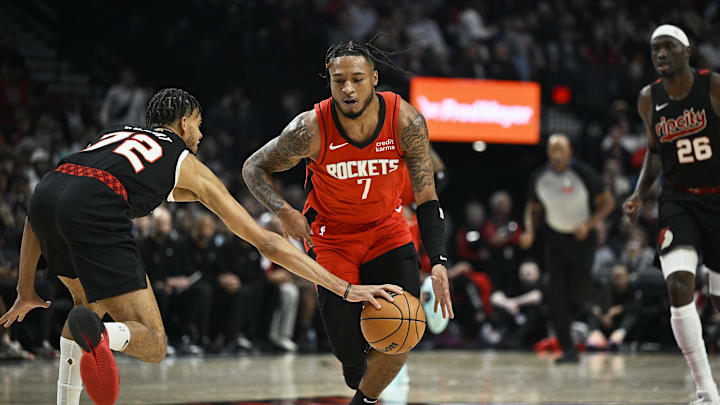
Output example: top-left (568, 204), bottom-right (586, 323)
top-left (655, 108), bottom-right (707, 143)
top-left (659, 227), bottom-right (673, 250)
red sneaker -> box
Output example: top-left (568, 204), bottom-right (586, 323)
top-left (68, 307), bottom-right (120, 405)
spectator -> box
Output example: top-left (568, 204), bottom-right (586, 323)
top-left (178, 212), bottom-right (218, 354)
top-left (138, 206), bottom-right (190, 354)
top-left (619, 226), bottom-right (655, 274)
top-left (446, 261), bottom-right (493, 344)
top-left (213, 223), bottom-right (269, 353)
top-left (491, 260), bottom-right (547, 350)
top-left (587, 264), bottom-right (640, 350)
top-left (260, 215), bottom-right (300, 352)
top-left (481, 190), bottom-right (522, 290)
top-left (455, 200), bottom-right (490, 271)
top-left (99, 67), bottom-right (148, 127)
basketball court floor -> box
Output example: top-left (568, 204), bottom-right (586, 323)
top-left (0, 350), bottom-right (707, 404)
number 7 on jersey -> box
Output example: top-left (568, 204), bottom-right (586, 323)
top-left (357, 178), bottom-right (372, 200)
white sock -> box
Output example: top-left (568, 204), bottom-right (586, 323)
top-left (104, 322), bottom-right (131, 352)
top-left (670, 303), bottom-right (718, 396)
top-left (57, 337), bottom-right (83, 405)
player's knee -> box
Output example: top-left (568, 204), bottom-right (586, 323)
top-left (666, 276), bottom-right (695, 304)
top-left (145, 331), bottom-right (167, 363)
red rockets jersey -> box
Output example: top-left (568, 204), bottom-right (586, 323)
top-left (304, 92), bottom-right (405, 224)
top-left (400, 168), bottom-right (414, 206)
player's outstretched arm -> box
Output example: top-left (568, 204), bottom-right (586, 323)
top-left (624, 85), bottom-right (662, 223)
top-left (172, 154), bottom-right (401, 308)
top-left (242, 110), bottom-right (321, 246)
top-left (0, 219), bottom-right (51, 328)
top-left (398, 99), bottom-right (454, 319)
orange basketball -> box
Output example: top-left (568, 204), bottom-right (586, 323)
top-left (360, 291), bottom-right (426, 354)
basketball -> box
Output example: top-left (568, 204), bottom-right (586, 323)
top-left (360, 291), bottom-right (426, 354)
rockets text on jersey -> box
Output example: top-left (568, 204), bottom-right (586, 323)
top-left (325, 158), bottom-right (400, 180)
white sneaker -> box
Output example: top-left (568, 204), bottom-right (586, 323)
top-left (272, 338), bottom-right (297, 352)
top-left (690, 390), bottom-right (720, 405)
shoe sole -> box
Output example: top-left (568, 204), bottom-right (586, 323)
top-left (68, 307), bottom-right (120, 405)
top-left (68, 307), bottom-right (103, 352)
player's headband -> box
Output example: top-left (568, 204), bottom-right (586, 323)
top-left (651, 24), bottom-right (690, 47)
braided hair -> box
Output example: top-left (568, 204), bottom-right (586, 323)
top-left (321, 34), bottom-right (411, 80)
top-left (146, 88), bottom-right (202, 128)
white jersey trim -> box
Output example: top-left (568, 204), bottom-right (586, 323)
top-left (167, 149), bottom-right (189, 202)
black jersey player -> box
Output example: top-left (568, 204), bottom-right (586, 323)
top-left (0, 88), bottom-right (401, 405)
top-left (624, 25), bottom-right (720, 405)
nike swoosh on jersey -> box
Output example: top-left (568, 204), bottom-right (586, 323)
top-left (329, 142), bottom-right (349, 150)
top-left (655, 103), bottom-right (668, 111)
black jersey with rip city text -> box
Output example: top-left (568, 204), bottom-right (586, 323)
top-left (651, 69), bottom-right (720, 188)
top-left (59, 126), bottom-right (189, 218)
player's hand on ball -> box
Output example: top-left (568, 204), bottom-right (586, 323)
top-left (623, 194), bottom-right (643, 223)
top-left (276, 205), bottom-right (314, 247)
top-left (431, 264), bottom-right (454, 319)
top-left (0, 291), bottom-right (51, 328)
top-left (346, 284), bottom-right (404, 309)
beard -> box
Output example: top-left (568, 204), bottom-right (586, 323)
top-left (335, 90), bottom-right (375, 120)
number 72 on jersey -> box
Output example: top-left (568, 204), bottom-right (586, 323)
top-left (82, 131), bottom-right (163, 173)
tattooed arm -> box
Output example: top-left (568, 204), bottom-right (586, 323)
top-left (398, 100), bottom-right (438, 205)
top-left (242, 110), bottom-right (321, 246)
top-left (398, 99), bottom-right (454, 319)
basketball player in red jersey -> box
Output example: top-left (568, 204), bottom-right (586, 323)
top-left (624, 25), bottom-right (720, 405)
top-left (243, 37), bottom-right (453, 405)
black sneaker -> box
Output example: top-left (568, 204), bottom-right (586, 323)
top-left (555, 350), bottom-right (579, 364)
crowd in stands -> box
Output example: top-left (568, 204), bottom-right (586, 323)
top-left (2, 0), bottom-right (720, 360)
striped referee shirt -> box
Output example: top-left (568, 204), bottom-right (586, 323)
top-left (527, 160), bottom-right (605, 234)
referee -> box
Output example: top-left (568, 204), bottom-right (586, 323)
top-left (520, 134), bottom-right (615, 363)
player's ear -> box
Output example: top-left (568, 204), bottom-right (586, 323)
top-left (179, 116), bottom-right (188, 135)
top-left (372, 70), bottom-right (378, 87)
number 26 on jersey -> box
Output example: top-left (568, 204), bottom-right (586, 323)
top-left (676, 136), bottom-right (712, 164)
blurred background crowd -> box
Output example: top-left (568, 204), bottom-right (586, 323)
top-left (2, 0), bottom-right (720, 360)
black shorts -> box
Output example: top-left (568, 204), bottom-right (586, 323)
top-left (316, 242), bottom-right (420, 369)
top-left (28, 171), bottom-right (147, 302)
top-left (657, 188), bottom-right (720, 270)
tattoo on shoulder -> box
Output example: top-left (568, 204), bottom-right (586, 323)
top-left (243, 114), bottom-right (314, 212)
top-left (400, 113), bottom-right (434, 193)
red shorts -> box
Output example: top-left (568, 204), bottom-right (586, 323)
top-left (305, 210), bottom-right (412, 284)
